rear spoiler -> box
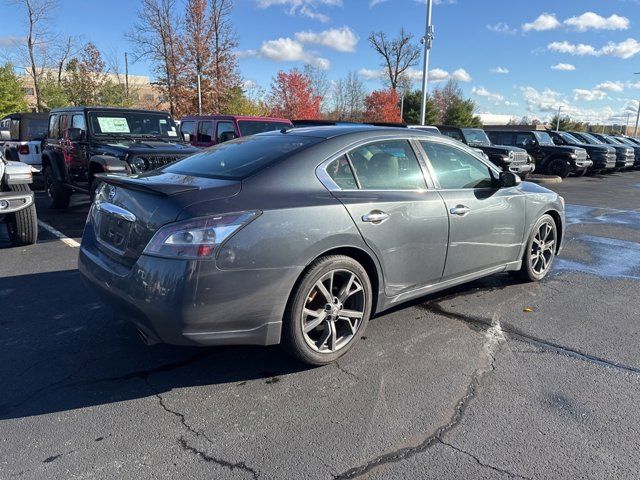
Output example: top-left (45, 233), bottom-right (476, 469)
top-left (96, 173), bottom-right (201, 197)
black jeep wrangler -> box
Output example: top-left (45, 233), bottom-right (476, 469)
top-left (437, 126), bottom-right (534, 178)
top-left (486, 130), bottom-right (591, 178)
top-left (547, 130), bottom-right (617, 174)
top-left (42, 107), bottom-right (199, 209)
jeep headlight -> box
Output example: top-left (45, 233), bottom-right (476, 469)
top-left (569, 153), bottom-right (577, 159)
top-left (508, 151), bottom-right (515, 159)
top-left (132, 156), bottom-right (149, 172)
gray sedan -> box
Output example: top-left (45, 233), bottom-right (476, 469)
top-left (79, 126), bottom-right (565, 365)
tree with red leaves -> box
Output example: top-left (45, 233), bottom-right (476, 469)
top-left (363, 88), bottom-right (401, 123)
top-left (267, 68), bottom-right (322, 120)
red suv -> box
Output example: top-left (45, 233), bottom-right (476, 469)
top-left (180, 115), bottom-right (293, 147)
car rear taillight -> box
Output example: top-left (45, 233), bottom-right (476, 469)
top-left (143, 212), bottom-right (259, 260)
top-left (18, 145), bottom-right (29, 155)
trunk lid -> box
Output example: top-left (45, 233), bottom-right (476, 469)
top-left (93, 172), bottom-right (241, 266)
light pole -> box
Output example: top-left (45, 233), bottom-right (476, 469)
top-left (555, 105), bottom-right (563, 131)
top-left (420, 0), bottom-right (434, 126)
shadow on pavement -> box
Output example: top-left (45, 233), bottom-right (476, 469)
top-left (0, 269), bottom-right (310, 420)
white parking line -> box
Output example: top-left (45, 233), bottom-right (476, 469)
top-left (38, 220), bottom-right (81, 248)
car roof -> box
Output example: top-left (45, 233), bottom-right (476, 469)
top-left (1, 112), bottom-right (49, 120)
top-left (259, 125), bottom-right (441, 140)
top-left (50, 106), bottom-right (171, 115)
top-left (182, 114), bottom-right (292, 123)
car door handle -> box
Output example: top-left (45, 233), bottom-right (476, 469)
top-left (450, 205), bottom-right (471, 216)
top-left (362, 211), bottom-right (389, 224)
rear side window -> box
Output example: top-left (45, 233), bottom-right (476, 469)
top-left (515, 133), bottom-right (534, 147)
top-left (163, 134), bottom-right (321, 180)
top-left (48, 115), bottom-right (59, 139)
top-left (216, 122), bottom-right (235, 142)
top-left (347, 140), bottom-right (426, 190)
top-left (327, 156), bottom-right (358, 189)
top-left (197, 121), bottom-right (213, 143)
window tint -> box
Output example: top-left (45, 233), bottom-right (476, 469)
top-left (25, 118), bottom-right (49, 139)
top-left (197, 121), bottom-right (213, 143)
top-left (347, 140), bottom-right (426, 190)
top-left (238, 120), bottom-right (291, 136)
top-left (442, 129), bottom-right (464, 142)
top-left (327, 155), bottom-right (357, 189)
top-left (216, 122), bottom-right (235, 142)
top-left (164, 134), bottom-right (321, 180)
top-left (59, 115), bottom-right (70, 138)
top-left (72, 114), bottom-right (86, 131)
top-left (48, 115), bottom-right (59, 139)
top-left (180, 121), bottom-right (196, 137)
top-left (515, 133), bottom-right (535, 147)
top-left (9, 120), bottom-right (19, 140)
top-left (421, 141), bottom-right (494, 189)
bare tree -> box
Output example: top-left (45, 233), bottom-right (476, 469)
top-left (368, 28), bottom-right (420, 90)
top-left (55, 36), bottom-right (74, 85)
top-left (304, 63), bottom-right (329, 110)
top-left (331, 71), bottom-right (365, 121)
top-left (128, 0), bottom-right (185, 116)
top-left (11, 0), bottom-right (58, 111)
top-left (207, 0), bottom-right (240, 112)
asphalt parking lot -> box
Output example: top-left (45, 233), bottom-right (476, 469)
top-left (2, 171), bottom-right (640, 480)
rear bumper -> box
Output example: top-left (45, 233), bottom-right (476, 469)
top-left (78, 225), bottom-right (301, 347)
top-left (0, 190), bottom-right (34, 214)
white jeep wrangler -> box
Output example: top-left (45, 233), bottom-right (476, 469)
top-left (0, 152), bottom-right (37, 246)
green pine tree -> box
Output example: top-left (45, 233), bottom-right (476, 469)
top-left (0, 63), bottom-right (28, 117)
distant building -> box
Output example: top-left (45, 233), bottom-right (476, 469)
top-left (20, 70), bottom-right (169, 111)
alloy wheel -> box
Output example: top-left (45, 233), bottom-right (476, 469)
top-left (301, 269), bottom-right (366, 353)
top-left (530, 221), bottom-right (556, 275)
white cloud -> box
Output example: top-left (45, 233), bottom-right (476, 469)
top-left (523, 13), bottom-right (561, 32)
top-left (521, 86), bottom-right (565, 113)
top-left (600, 38), bottom-right (640, 59)
top-left (357, 68), bottom-right (383, 80)
top-left (596, 81), bottom-right (624, 92)
top-left (428, 68), bottom-right (449, 81)
top-left (451, 68), bottom-right (472, 82)
top-left (472, 86), bottom-right (504, 103)
top-left (564, 12), bottom-right (629, 32)
top-left (259, 37), bottom-right (330, 69)
top-left (548, 38), bottom-right (640, 59)
top-left (486, 22), bottom-right (517, 35)
top-left (256, 0), bottom-right (342, 22)
top-left (551, 63), bottom-right (576, 71)
top-left (295, 26), bottom-right (358, 52)
top-left (548, 41), bottom-right (598, 56)
top-left (490, 67), bottom-right (509, 74)
top-left (236, 49), bottom-right (258, 59)
top-left (573, 89), bottom-right (607, 101)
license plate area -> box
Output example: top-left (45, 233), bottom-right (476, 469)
top-left (96, 211), bottom-right (133, 254)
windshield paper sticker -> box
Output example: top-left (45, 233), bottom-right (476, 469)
top-left (97, 117), bottom-right (130, 133)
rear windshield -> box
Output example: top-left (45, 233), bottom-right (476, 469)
top-left (23, 119), bottom-right (49, 140)
top-left (237, 120), bottom-right (292, 137)
top-left (163, 134), bottom-right (321, 180)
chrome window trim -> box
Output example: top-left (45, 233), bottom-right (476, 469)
top-left (315, 135), bottom-right (435, 192)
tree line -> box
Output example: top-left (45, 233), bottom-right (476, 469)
top-left (1, 0), bottom-right (483, 127)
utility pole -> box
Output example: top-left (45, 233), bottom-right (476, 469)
top-left (400, 91), bottom-right (405, 122)
top-left (556, 105), bottom-right (563, 131)
top-left (625, 112), bottom-right (630, 135)
top-left (124, 52), bottom-right (130, 98)
top-left (420, 0), bottom-right (434, 126)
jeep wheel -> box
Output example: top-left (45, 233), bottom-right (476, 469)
top-left (5, 184), bottom-right (38, 246)
top-left (43, 166), bottom-right (71, 209)
top-left (545, 158), bottom-right (571, 178)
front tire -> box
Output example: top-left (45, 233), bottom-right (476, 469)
top-left (43, 166), bottom-right (71, 209)
top-left (5, 184), bottom-right (38, 246)
top-left (517, 214), bottom-right (557, 282)
top-left (545, 158), bottom-right (571, 178)
top-left (283, 255), bottom-right (372, 365)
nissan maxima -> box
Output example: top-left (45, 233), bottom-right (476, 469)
top-left (79, 126), bottom-right (565, 365)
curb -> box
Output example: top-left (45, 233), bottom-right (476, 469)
top-left (525, 175), bottom-right (562, 184)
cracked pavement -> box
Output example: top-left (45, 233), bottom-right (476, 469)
top-left (1, 171), bottom-right (640, 479)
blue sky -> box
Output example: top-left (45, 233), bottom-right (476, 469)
top-left (2, 0), bottom-right (640, 124)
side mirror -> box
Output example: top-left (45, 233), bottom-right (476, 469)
top-left (66, 127), bottom-right (84, 142)
top-left (182, 133), bottom-right (191, 142)
top-left (219, 131), bottom-right (237, 143)
top-left (499, 171), bottom-right (521, 188)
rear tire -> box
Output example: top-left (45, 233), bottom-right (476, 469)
top-left (282, 255), bottom-right (372, 366)
top-left (5, 184), bottom-right (38, 246)
top-left (43, 165), bottom-right (71, 209)
top-left (516, 214), bottom-right (557, 282)
top-left (545, 158), bottom-right (571, 178)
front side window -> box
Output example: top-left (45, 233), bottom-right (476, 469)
top-left (515, 133), bottom-right (536, 147)
top-left (197, 121), bottom-right (213, 143)
top-left (421, 141), bottom-right (494, 189)
top-left (164, 134), bottom-right (321, 180)
top-left (533, 131), bottom-right (554, 146)
top-left (180, 121), bottom-right (196, 137)
top-left (72, 114), bottom-right (86, 131)
top-left (347, 140), bottom-right (426, 190)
